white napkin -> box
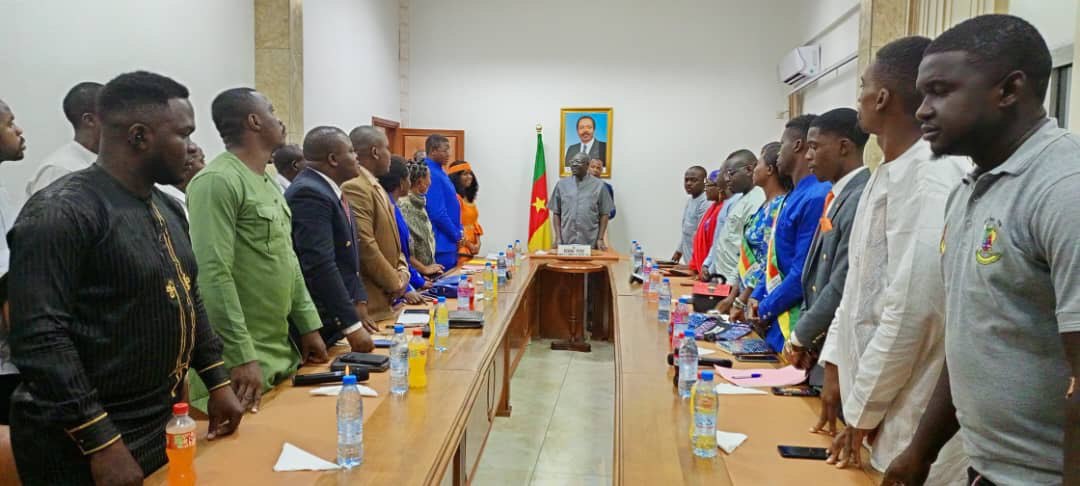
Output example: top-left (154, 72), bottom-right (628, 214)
top-left (714, 383), bottom-right (768, 395)
top-left (309, 384), bottom-right (378, 397)
top-left (716, 430), bottom-right (749, 454)
top-left (273, 442), bottom-right (340, 471)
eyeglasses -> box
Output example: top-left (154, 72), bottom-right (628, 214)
top-left (724, 165), bottom-right (752, 177)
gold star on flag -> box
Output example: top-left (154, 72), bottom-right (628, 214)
top-left (532, 197), bottom-right (547, 213)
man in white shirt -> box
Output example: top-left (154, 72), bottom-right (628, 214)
top-left (671, 166), bottom-right (708, 264)
top-left (25, 82), bottom-right (102, 198)
top-left (703, 150), bottom-right (765, 282)
top-left (0, 98), bottom-right (27, 425)
top-left (816, 36), bottom-right (968, 484)
top-left (271, 143), bottom-right (303, 193)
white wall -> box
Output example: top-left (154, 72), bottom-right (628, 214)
top-left (797, 0), bottom-right (860, 114)
top-left (0, 0), bottom-right (254, 208)
top-left (408, 0), bottom-right (804, 256)
top-left (1011, 0), bottom-right (1078, 49)
top-left (304, 0), bottom-right (401, 132)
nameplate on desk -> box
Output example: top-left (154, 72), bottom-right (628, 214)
top-left (557, 245), bottom-right (592, 257)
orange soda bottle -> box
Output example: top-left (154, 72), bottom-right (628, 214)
top-left (165, 402), bottom-right (197, 486)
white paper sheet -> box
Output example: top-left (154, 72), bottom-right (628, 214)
top-left (396, 313), bottom-right (430, 326)
top-left (273, 442), bottom-right (340, 471)
top-left (714, 383), bottom-right (768, 395)
top-left (716, 430), bottom-right (749, 454)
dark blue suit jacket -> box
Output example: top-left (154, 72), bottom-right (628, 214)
top-left (285, 168), bottom-right (367, 344)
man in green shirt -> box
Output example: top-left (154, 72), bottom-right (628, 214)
top-left (187, 88), bottom-right (328, 412)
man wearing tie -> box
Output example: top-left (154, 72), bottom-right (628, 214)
top-left (285, 126), bottom-right (376, 352)
top-left (564, 115), bottom-right (607, 167)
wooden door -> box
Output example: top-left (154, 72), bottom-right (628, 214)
top-left (394, 128), bottom-right (466, 161)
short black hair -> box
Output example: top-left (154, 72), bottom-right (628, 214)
top-left (96, 71), bottom-right (189, 126)
top-left (302, 126), bottom-right (349, 162)
top-left (810, 107), bottom-right (870, 148)
top-left (449, 160), bottom-right (479, 202)
top-left (350, 125), bottom-right (384, 156)
top-left (211, 87), bottom-right (259, 146)
top-left (725, 149), bottom-right (757, 167)
top-left (272, 144), bottom-right (303, 173)
top-left (378, 155), bottom-right (410, 194)
top-left (62, 82), bottom-right (103, 128)
top-left (872, 36), bottom-right (932, 114)
top-left (577, 115), bottom-right (596, 130)
top-left (925, 14), bottom-right (1052, 100)
top-left (425, 134), bottom-right (449, 153)
top-left (784, 114), bottom-right (818, 141)
top-left (686, 165), bottom-right (707, 178)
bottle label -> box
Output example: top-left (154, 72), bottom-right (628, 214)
top-left (167, 430), bottom-right (196, 449)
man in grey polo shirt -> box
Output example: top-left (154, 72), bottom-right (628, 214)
top-left (883, 15), bottom-right (1079, 486)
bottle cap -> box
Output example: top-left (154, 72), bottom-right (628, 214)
top-left (394, 324), bottom-right (404, 334)
top-left (662, 278), bottom-right (670, 283)
top-left (438, 296), bottom-right (446, 303)
top-left (412, 328), bottom-right (422, 336)
top-left (485, 262), bottom-right (492, 267)
top-left (684, 330), bottom-right (695, 338)
top-left (516, 239), bottom-right (521, 243)
top-left (679, 296), bottom-right (690, 303)
top-left (646, 257), bottom-right (653, 262)
top-left (499, 252), bottom-right (505, 256)
top-left (172, 402), bottom-right (189, 415)
top-left (507, 245), bottom-right (513, 248)
top-left (460, 274), bottom-right (468, 280)
top-left (701, 370), bottom-right (714, 381)
top-left (632, 240), bottom-right (637, 244)
top-left (342, 374), bottom-right (357, 386)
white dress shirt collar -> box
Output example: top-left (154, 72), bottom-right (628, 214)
top-left (309, 167), bottom-right (343, 200)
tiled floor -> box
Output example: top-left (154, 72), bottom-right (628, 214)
top-left (472, 339), bottom-right (615, 486)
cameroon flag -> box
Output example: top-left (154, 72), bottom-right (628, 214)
top-left (527, 132), bottom-right (552, 252)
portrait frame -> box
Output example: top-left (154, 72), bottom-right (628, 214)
top-left (559, 107), bottom-right (613, 179)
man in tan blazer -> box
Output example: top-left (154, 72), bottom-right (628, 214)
top-left (342, 126), bottom-right (409, 320)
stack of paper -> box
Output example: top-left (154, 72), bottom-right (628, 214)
top-left (716, 365), bottom-right (807, 388)
top-left (396, 313), bottom-right (430, 327)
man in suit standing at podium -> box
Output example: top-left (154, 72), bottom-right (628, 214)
top-left (564, 115), bottom-right (607, 165)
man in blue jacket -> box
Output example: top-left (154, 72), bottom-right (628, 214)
top-left (285, 126), bottom-right (375, 352)
top-left (423, 134), bottom-right (464, 270)
top-left (751, 114), bottom-right (831, 352)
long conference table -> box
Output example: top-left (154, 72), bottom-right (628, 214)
top-left (146, 253), bottom-right (881, 485)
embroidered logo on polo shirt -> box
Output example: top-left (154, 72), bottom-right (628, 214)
top-left (975, 218), bottom-right (1003, 265)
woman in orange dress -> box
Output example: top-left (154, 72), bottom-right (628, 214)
top-left (449, 160), bottom-right (482, 266)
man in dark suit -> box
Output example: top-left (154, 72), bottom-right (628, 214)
top-left (564, 115), bottom-right (607, 166)
top-left (285, 126), bottom-right (375, 352)
top-left (785, 108), bottom-right (869, 379)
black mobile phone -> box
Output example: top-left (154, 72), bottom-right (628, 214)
top-left (735, 353), bottom-right (779, 363)
top-left (777, 445), bottom-right (829, 460)
top-left (772, 385), bottom-right (820, 397)
top-left (403, 308), bottom-right (429, 315)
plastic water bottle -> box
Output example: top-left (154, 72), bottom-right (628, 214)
top-left (457, 275), bottom-right (471, 310)
top-left (642, 257), bottom-right (654, 295)
top-left (390, 325), bottom-right (409, 396)
top-left (514, 240), bottom-right (524, 268)
top-left (692, 371), bottom-right (718, 458)
top-left (165, 403), bottom-right (197, 486)
top-left (483, 262), bottom-right (494, 296)
top-left (678, 330), bottom-right (699, 399)
top-left (648, 264), bottom-right (662, 302)
top-left (657, 278), bottom-right (672, 324)
top-left (434, 296), bottom-right (450, 352)
top-left (506, 244), bottom-right (516, 271)
top-left (497, 252), bottom-right (508, 285)
top-left (336, 374), bottom-right (364, 468)
top-left (670, 296), bottom-right (690, 349)
top-left (630, 240), bottom-right (641, 272)
top-left (408, 329), bottom-right (428, 389)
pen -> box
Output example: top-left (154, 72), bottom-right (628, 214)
top-left (732, 373), bottom-right (762, 379)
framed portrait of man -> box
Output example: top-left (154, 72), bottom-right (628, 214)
top-left (560, 107), bottom-right (613, 179)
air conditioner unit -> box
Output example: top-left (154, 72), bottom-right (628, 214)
top-left (778, 45), bottom-right (821, 86)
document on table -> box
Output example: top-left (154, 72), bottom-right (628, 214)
top-left (396, 312), bottom-right (430, 326)
top-left (715, 365), bottom-right (807, 388)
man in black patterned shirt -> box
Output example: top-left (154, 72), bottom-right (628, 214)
top-left (8, 71), bottom-right (244, 485)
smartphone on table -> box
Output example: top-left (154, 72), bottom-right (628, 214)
top-left (771, 385), bottom-right (819, 397)
top-left (777, 445), bottom-right (829, 460)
